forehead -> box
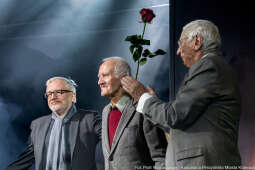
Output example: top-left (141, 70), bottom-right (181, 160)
top-left (99, 61), bottom-right (115, 74)
top-left (179, 31), bottom-right (188, 40)
top-left (46, 79), bottom-right (70, 91)
top-left (178, 32), bottom-right (189, 46)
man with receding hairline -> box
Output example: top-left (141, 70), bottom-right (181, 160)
top-left (98, 57), bottom-right (167, 170)
top-left (121, 20), bottom-right (241, 169)
top-left (6, 76), bottom-right (101, 170)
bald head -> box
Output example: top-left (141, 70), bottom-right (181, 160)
top-left (102, 57), bottom-right (131, 78)
top-left (98, 57), bottom-right (130, 102)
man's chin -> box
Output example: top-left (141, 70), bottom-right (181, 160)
top-left (101, 91), bottom-right (109, 97)
top-left (101, 93), bottom-right (109, 98)
top-left (50, 106), bottom-right (61, 113)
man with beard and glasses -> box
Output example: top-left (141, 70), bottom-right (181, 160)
top-left (6, 76), bottom-right (101, 170)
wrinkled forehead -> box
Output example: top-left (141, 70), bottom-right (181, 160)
top-left (179, 31), bottom-right (188, 40)
top-left (46, 79), bottom-right (71, 91)
top-left (99, 61), bottom-right (116, 74)
top-left (178, 32), bottom-right (188, 45)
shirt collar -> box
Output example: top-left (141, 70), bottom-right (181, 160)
top-left (201, 53), bottom-right (210, 59)
top-left (110, 95), bottom-right (131, 112)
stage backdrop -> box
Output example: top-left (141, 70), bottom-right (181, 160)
top-left (0, 0), bottom-right (170, 169)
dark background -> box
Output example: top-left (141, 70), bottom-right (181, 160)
top-left (0, 0), bottom-right (169, 169)
top-left (0, 0), bottom-right (254, 169)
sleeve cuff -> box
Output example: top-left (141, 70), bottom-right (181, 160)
top-left (136, 93), bottom-right (153, 113)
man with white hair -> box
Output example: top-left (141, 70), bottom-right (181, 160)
top-left (98, 57), bottom-right (167, 170)
top-left (6, 76), bottom-right (101, 170)
top-left (121, 20), bottom-right (242, 169)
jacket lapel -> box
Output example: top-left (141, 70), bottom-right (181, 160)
top-left (110, 100), bottom-right (136, 155)
top-left (103, 104), bottom-right (111, 154)
top-left (69, 112), bottom-right (80, 160)
top-left (183, 53), bottom-right (213, 85)
top-left (37, 116), bottom-right (51, 167)
top-left (182, 73), bottom-right (189, 86)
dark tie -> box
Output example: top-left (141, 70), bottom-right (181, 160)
top-left (108, 107), bottom-right (122, 148)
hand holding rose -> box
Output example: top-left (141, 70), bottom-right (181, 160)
top-left (121, 76), bottom-right (147, 101)
top-left (121, 76), bottom-right (158, 101)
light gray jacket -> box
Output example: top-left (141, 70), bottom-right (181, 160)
top-left (102, 96), bottom-right (167, 170)
top-left (142, 54), bottom-right (241, 169)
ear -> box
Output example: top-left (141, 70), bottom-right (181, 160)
top-left (194, 34), bottom-right (203, 50)
top-left (72, 93), bottom-right (77, 103)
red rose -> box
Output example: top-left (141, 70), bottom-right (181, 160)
top-left (140, 8), bottom-right (156, 23)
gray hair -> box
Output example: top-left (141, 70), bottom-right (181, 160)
top-left (46, 76), bottom-right (78, 93)
top-left (182, 19), bottom-right (221, 53)
top-left (102, 56), bottom-right (131, 78)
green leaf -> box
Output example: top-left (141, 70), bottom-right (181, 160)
top-left (140, 58), bottom-right (147, 66)
top-left (137, 36), bottom-right (150, 45)
top-left (143, 39), bottom-right (150, 45)
top-left (142, 49), bottom-right (152, 57)
top-left (148, 49), bottom-right (166, 58)
top-left (129, 45), bottom-right (135, 54)
top-left (155, 49), bottom-right (166, 55)
top-left (138, 45), bottom-right (143, 55)
top-left (125, 35), bottom-right (136, 42)
top-left (133, 46), bottom-right (143, 62)
top-left (133, 50), bottom-right (140, 62)
top-left (125, 35), bottom-right (150, 46)
top-left (148, 54), bottom-right (157, 58)
top-left (125, 35), bottom-right (142, 46)
top-left (138, 39), bottom-right (150, 45)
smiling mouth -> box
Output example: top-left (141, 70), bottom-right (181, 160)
top-left (100, 85), bottom-right (108, 89)
top-left (50, 101), bottom-right (61, 105)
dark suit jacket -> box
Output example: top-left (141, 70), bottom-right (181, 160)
top-left (142, 53), bottom-right (241, 169)
top-left (102, 96), bottom-right (167, 170)
top-left (6, 109), bottom-right (101, 170)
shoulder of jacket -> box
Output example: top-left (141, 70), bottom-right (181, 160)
top-left (30, 114), bottom-right (51, 130)
top-left (78, 109), bottom-right (98, 115)
top-left (76, 109), bottom-right (100, 121)
top-left (32, 114), bottom-right (51, 124)
top-left (188, 54), bottom-right (219, 76)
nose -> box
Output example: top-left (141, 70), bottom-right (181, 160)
top-left (177, 46), bottom-right (181, 56)
top-left (52, 92), bottom-right (58, 97)
top-left (98, 77), bottom-right (103, 86)
top-left (48, 92), bottom-right (58, 100)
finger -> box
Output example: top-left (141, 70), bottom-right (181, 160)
top-left (121, 76), bottom-right (135, 87)
top-left (121, 78), bottom-right (129, 87)
top-left (146, 85), bottom-right (155, 94)
top-left (121, 84), bottom-right (130, 93)
top-left (121, 79), bottom-right (133, 94)
top-left (121, 76), bottom-right (130, 84)
top-left (122, 75), bottom-right (132, 81)
top-left (146, 85), bottom-right (158, 97)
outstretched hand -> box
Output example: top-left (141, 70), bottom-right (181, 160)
top-left (121, 76), bottom-right (148, 101)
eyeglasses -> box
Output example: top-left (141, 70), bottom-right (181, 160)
top-left (44, 90), bottom-right (73, 99)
